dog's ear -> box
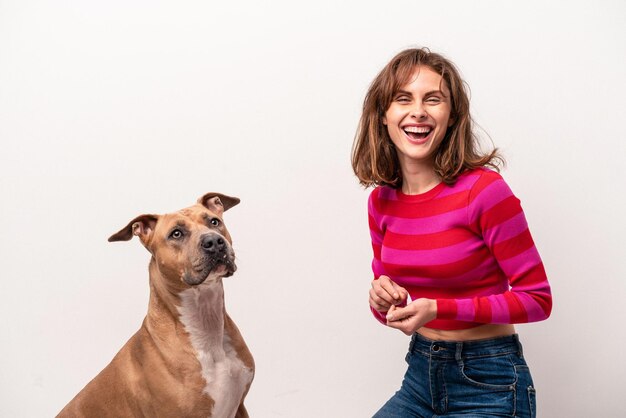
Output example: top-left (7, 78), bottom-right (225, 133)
top-left (108, 214), bottom-right (160, 244)
top-left (198, 193), bottom-right (240, 216)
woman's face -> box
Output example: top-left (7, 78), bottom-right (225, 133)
top-left (383, 65), bottom-right (453, 169)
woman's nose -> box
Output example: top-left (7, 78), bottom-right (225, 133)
top-left (410, 103), bottom-right (427, 119)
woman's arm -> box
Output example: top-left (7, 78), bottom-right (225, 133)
top-left (368, 188), bottom-right (408, 324)
top-left (436, 171), bottom-right (552, 324)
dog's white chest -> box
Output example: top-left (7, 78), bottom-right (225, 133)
top-left (178, 283), bottom-right (253, 418)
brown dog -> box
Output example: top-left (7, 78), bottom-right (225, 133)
top-left (57, 193), bottom-right (254, 418)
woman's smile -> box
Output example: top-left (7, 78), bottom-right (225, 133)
top-left (401, 123), bottom-right (434, 145)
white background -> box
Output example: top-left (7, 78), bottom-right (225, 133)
top-left (1, 1), bottom-right (625, 417)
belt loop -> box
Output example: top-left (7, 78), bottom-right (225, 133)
top-left (408, 334), bottom-right (417, 354)
top-left (455, 342), bottom-right (463, 361)
top-left (513, 334), bottom-right (524, 358)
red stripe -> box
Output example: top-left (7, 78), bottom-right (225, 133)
top-left (532, 291), bottom-right (553, 317)
top-left (437, 299), bottom-right (458, 320)
top-left (379, 192), bottom-right (469, 218)
top-left (491, 229), bottom-right (534, 260)
top-left (474, 298), bottom-right (492, 323)
top-left (504, 292), bottom-right (528, 323)
top-left (383, 228), bottom-right (475, 250)
top-left (368, 214), bottom-right (382, 235)
top-left (477, 196), bottom-right (521, 231)
top-left (372, 243), bottom-right (382, 260)
top-left (508, 262), bottom-right (548, 288)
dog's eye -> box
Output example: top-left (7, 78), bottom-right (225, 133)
top-left (210, 218), bottom-right (220, 227)
top-left (170, 229), bottom-right (184, 239)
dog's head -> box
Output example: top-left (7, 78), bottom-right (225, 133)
top-left (109, 192), bottom-right (239, 287)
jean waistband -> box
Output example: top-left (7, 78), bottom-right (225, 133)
top-left (408, 333), bottom-right (524, 360)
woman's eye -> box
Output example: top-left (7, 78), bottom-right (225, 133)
top-left (210, 218), bottom-right (220, 227)
top-left (170, 229), bottom-right (183, 239)
top-left (396, 96), bottom-right (410, 103)
top-left (426, 96), bottom-right (442, 104)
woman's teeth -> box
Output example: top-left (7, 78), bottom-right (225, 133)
top-left (403, 126), bottom-right (432, 139)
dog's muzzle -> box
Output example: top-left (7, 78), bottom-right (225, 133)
top-left (183, 233), bottom-right (236, 286)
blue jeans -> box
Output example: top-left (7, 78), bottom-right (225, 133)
top-left (373, 334), bottom-right (536, 418)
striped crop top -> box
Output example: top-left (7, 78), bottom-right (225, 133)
top-left (368, 168), bottom-right (552, 330)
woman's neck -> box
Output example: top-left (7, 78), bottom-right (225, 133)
top-left (399, 160), bottom-right (441, 195)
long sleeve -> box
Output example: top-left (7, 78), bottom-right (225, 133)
top-left (368, 188), bottom-right (391, 324)
top-left (435, 172), bottom-right (552, 324)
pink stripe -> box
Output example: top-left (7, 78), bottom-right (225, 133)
top-left (372, 207), bottom-right (468, 234)
top-left (487, 294), bottom-right (511, 323)
top-left (437, 173), bottom-right (481, 198)
top-left (381, 238), bottom-right (483, 266)
top-left (372, 259), bottom-right (386, 278)
top-left (513, 292), bottom-right (546, 322)
top-left (455, 299), bottom-right (475, 321)
top-left (368, 196), bottom-right (384, 246)
top-left (497, 246), bottom-right (541, 277)
top-left (484, 212), bottom-right (528, 244)
top-left (468, 179), bottom-right (513, 218)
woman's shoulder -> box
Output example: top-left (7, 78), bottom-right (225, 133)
top-left (463, 166), bottom-right (504, 181)
top-left (462, 167), bottom-right (509, 191)
top-left (464, 167), bottom-right (517, 206)
top-left (368, 184), bottom-right (396, 200)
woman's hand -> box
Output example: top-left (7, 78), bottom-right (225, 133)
top-left (369, 275), bottom-right (408, 312)
top-left (385, 298), bottom-right (437, 335)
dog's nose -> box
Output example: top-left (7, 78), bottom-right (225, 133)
top-left (201, 234), bottom-right (226, 254)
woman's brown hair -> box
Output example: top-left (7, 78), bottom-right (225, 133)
top-left (351, 47), bottom-right (503, 188)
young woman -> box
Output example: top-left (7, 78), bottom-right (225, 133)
top-left (352, 48), bottom-right (552, 418)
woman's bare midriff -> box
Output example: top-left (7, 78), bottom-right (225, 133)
top-left (417, 323), bottom-right (516, 342)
